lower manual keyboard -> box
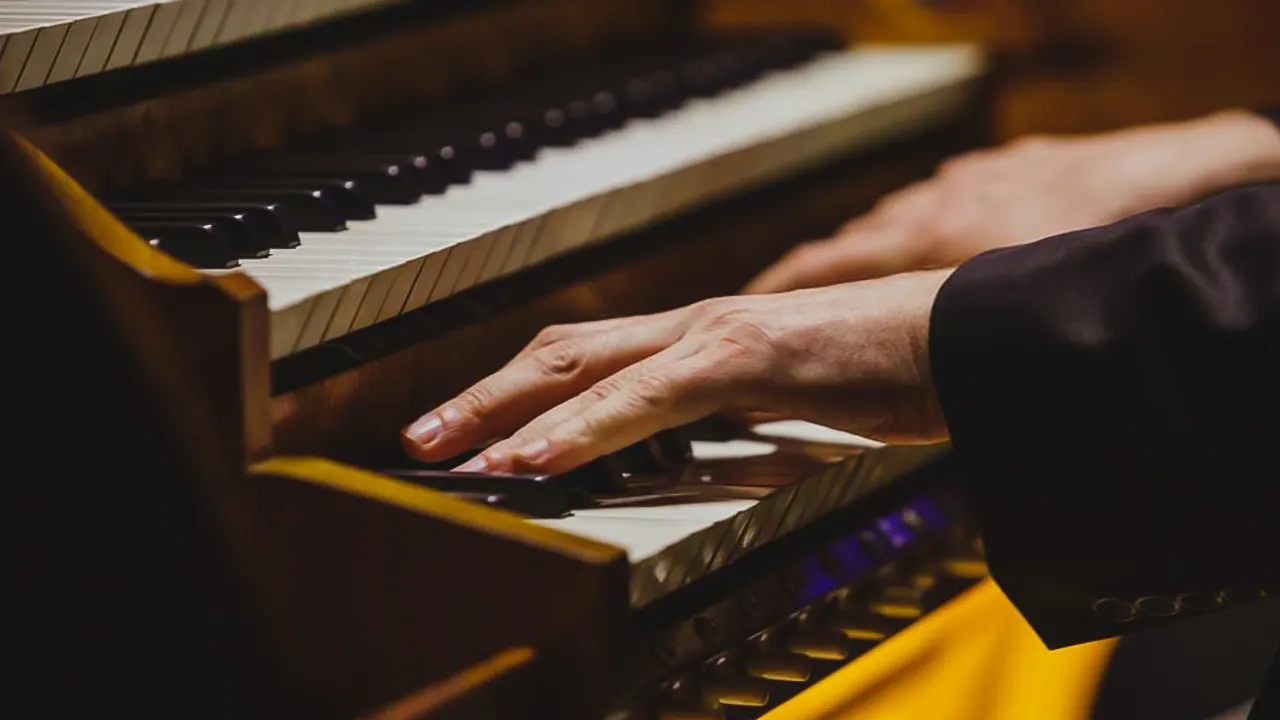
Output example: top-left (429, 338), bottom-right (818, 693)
top-left (373, 419), bottom-right (949, 607)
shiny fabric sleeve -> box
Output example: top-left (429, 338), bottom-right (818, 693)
top-left (928, 182), bottom-right (1280, 650)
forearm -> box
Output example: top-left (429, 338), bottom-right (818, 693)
top-left (928, 182), bottom-right (1280, 648)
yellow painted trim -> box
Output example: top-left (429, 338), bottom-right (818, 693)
top-left (12, 131), bottom-right (205, 283)
top-left (251, 456), bottom-right (627, 564)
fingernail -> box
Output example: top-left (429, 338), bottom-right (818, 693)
top-left (454, 455), bottom-right (489, 473)
top-left (516, 438), bottom-right (551, 464)
top-left (404, 413), bottom-right (443, 444)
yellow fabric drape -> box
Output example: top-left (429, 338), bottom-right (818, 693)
top-left (766, 579), bottom-right (1117, 720)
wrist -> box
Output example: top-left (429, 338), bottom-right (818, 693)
top-left (1176, 109), bottom-right (1280, 191)
top-left (908, 267), bottom-right (955, 422)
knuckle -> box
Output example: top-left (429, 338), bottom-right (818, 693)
top-left (630, 373), bottom-right (675, 410)
top-left (691, 295), bottom-right (741, 322)
top-left (713, 322), bottom-right (774, 362)
top-left (534, 340), bottom-right (586, 380)
top-left (581, 381), bottom-right (617, 405)
top-left (454, 385), bottom-right (495, 417)
top-left (531, 323), bottom-right (573, 349)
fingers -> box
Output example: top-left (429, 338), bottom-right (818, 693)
top-left (458, 343), bottom-right (732, 475)
top-left (401, 312), bottom-right (688, 462)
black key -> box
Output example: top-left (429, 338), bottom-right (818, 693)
top-left (447, 100), bottom-right (578, 148)
top-left (419, 115), bottom-right (537, 161)
top-left (130, 221), bottom-right (239, 269)
top-left (174, 178), bottom-right (377, 222)
top-left (109, 201), bottom-right (301, 248)
top-left (394, 128), bottom-right (517, 171)
top-left (124, 187), bottom-right (347, 231)
top-left (334, 134), bottom-right (474, 184)
top-left (114, 210), bottom-right (271, 259)
top-left (612, 431), bottom-right (694, 475)
top-left (381, 469), bottom-right (573, 519)
top-left (234, 153), bottom-right (433, 202)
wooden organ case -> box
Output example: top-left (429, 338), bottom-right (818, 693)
top-left (4, 1), bottom-right (995, 718)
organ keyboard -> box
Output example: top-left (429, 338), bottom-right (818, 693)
top-left (6, 1), bottom-right (995, 718)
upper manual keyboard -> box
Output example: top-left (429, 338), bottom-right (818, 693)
top-left (102, 34), bottom-right (984, 359)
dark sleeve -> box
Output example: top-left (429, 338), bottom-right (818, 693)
top-left (928, 182), bottom-right (1280, 649)
top-left (1259, 108), bottom-right (1280, 128)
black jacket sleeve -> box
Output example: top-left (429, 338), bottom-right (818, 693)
top-left (929, 182), bottom-right (1280, 650)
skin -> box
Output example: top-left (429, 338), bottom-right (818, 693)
top-left (403, 109), bottom-right (1280, 475)
top-left (744, 110), bottom-right (1280, 294)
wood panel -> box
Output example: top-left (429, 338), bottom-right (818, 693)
top-left (4, 106), bottom-right (630, 719)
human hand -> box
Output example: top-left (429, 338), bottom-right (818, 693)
top-left (745, 109), bottom-right (1280, 293)
top-left (401, 269), bottom-right (953, 475)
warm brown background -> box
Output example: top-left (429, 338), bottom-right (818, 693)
top-left (698, 0), bottom-right (1280, 139)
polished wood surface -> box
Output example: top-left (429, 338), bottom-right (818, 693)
top-left (5, 115), bottom-right (631, 720)
top-left (249, 457), bottom-right (629, 719)
top-left (361, 647), bottom-right (542, 720)
top-left (697, 0), bottom-right (1280, 137)
top-left (6, 3), bottom-right (1004, 717)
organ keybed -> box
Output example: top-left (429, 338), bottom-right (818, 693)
top-left (5, 1), bottom-right (994, 718)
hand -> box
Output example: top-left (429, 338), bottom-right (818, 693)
top-left (401, 270), bottom-right (953, 475)
top-left (744, 109), bottom-right (1280, 293)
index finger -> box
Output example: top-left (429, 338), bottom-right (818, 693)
top-left (471, 347), bottom-right (733, 476)
top-left (401, 312), bottom-right (686, 462)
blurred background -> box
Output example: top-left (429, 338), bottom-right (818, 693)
top-left (700, 0), bottom-right (1280, 138)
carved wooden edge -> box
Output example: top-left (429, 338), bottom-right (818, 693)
top-left (245, 456), bottom-right (632, 718)
top-left (27, 0), bottom-right (677, 194)
top-left (360, 647), bottom-right (540, 720)
top-left (9, 129), bottom-right (273, 464)
top-left (252, 455), bottom-right (626, 563)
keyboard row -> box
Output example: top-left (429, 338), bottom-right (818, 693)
top-left (103, 35), bottom-right (984, 358)
top-left (111, 32), bottom-right (844, 268)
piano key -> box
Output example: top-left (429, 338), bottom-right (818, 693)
top-left (416, 113), bottom-right (539, 161)
top-left (187, 0), bottom-right (228, 51)
top-left (170, 177), bottom-right (377, 221)
top-left (46, 17), bottom-right (97, 83)
top-left (187, 45), bottom-right (983, 355)
top-left (132, 220), bottom-right (240, 269)
top-left (232, 153), bottom-right (431, 203)
top-left (134, 0), bottom-right (182, 64)
top-left (110, 200), bottom-right (302, 248)
top-left (329, 135), bottom-right (475, 185)
top-left (160, 0), bottom-right (204, 58)
top-left (125, 187), bottom-right (349, 231)
top-left (104, 5), bottom-right (156, 71)
top-left (381, 469), bottom-right (574, 519)
top-left (114, 209), bottom-right (272, 258)
top-left (0, 29), bottom-right (37, 93)
top-left (14, 24), bottom-right (69, 91)
top-left (214, 0), bottom-right (254, 46)
top-left (76, 9), bottom-right (127, 77)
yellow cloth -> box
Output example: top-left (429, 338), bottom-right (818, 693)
top-left (765, 579), bottom-right (1117, 720)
